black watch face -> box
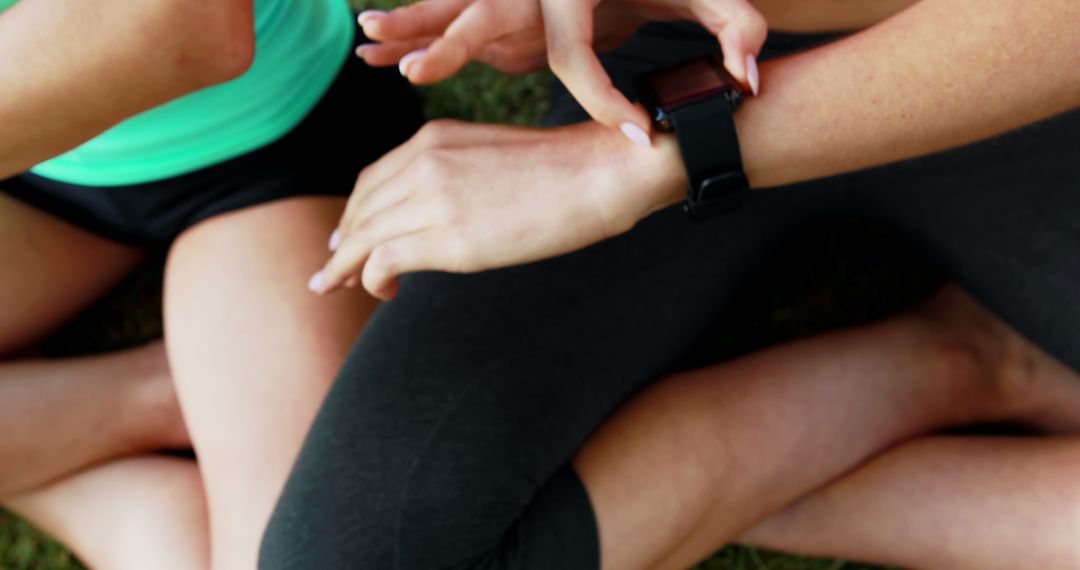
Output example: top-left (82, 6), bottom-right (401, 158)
top-left (641, 54), bottom-right (741, 114)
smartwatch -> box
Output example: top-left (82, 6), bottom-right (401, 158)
top-left (634, 53), bottom-right (750, 220)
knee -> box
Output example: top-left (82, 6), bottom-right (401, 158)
top-left (259, 458), bottom-right (392, 569)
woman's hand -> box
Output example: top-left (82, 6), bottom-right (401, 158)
top-left (309, 119), bottom-right (686, 299)
top-left (356, 0), bottom-right (766, 144)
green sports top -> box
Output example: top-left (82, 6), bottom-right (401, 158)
top-left (0, 0), bottom-right (354, 186)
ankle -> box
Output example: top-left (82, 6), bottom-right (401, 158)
top-left (908, 285), bottom-right (1043, 422)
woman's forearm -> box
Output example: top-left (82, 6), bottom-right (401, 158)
top-left (732, 0), bottom-right (1079, 190)
top-left (750, 0), bottom-right (916, 32)
top-left (0, 0), bottom-right (254, 179)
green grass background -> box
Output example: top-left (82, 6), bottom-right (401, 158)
top-left (1, 2), bottom-right (937, 568)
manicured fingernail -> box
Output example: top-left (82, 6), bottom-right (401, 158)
top-left (746, 55), bottom-right (760, 96)
top-left (357, 10), bottom-right (387, 29)
top-left (328, 229), bottom-right (342, 252)
top-left (398, 49), bottom-right (428, 77)
top-left (308, 271), bottom-right (326, 293)
top-left (620, 122), bottom-right (651, 148)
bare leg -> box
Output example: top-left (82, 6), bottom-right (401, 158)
top-left (735, 304), bottom-right (1080, 569)
top-left (0, 341), bottom-right (188, 494)
top-left (0, 194), bottom-right (143, 356)
top-left (4, 456), bottom-right (210, 570)
top-left (0, 192), bottom-right (203, 567)
top-left (165, 196), bottom-right (378, 570)
top-left (0, 193), bottom-right (187, 493)
top-left (740, 435), bottom-right (1080, 570)
top-left (573, 286), bottom-right (1043, 570)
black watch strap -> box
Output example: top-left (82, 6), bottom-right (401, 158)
top-left (669, 96), bottom-right (749, 220)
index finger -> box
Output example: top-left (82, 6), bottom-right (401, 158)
top-left (359, 0), bottom-right (472, 42)
top-left (540, 0), bottom-right (652, 146)
top-left (401, 0), bottom-right (540, 84)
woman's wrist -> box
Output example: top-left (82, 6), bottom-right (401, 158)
top-left (587, 126), bottom-right (686, 227)
top-left (647, 132), bottom-right (689, 211)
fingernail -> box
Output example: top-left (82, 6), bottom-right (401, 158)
top-left (328, 229), bottom-right (342, 252)
top-left (398, 49), bottom-right (428, 77)
top-left (355, 45), bottom-right (368, 59)
top-left (620, 122), bottom-right (651, 148)
top-left (344, 276), bottom-right (359, 288)
top-left (308, 271), bottom-right (326, 294)
top-left (357, 10), bottom-right (387, 28)
top-left (746, 55), bottom-right (760, 96)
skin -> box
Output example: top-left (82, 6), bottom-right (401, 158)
top-left (0, 0), bottom-right (254, 179)
top-left (2, 1), bottom-right (1071, 565)
top-left (164, 196), bottom-right (378, 570)
top-left (0, 194), bottom-right (374, 570)
top-left (0, 193), bottom-right (186, 495)
top-left (359, 0), bottom-right (766, 137)
top-left (0, 193), bottom-right (145, 358)
top-left (5, 456), bottom-right (210, 570)
top-left (749, 0), bottom-right (917, 32)
top-left (317, 0), bottom-right (1080, 298)
top-left (731, 0), bottom-right (1080, 189)
top-left (0, 1), bottom-right (372, 568)
top-left (306, 1), bottom-right (1080, 567)
top-left (740, 436), bottom-right (1080, 569)
top-left (0, 192), bottom-right (200, 567)
top-left (0, 342), bottom-right (186, 496)
top-left (735, 288), bottom-right (1080, 569)
top-left (572, 285), bottom-right (1080, 570)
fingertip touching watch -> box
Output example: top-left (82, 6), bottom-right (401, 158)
top-left (634, 53), bottom-right (750, 220)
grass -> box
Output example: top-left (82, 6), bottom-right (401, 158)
top-left (0, 513), bottom-right (82, 570)
top-left (1, 2), bottom-right (935, 568)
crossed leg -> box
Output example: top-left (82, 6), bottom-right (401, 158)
top-left (0, 192), bottom-right (205, 568)
top-left (5, 455), bottom-right (209, 570)
top-left (576, 285), bottom-right (1080, 570)
top-left (736, 292), bottom-right (1080, 569)
top-left (740, 435), bottom-right (1080, 569)
top-left (3, 192), bottom-right (380, 569)
top-left (165, 196), bottom-right (378, 570)
top-left (0, 192), bottom-right (186, 493)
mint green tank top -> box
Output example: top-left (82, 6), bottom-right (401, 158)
top-left (0, 0), bottom-right (354, 186)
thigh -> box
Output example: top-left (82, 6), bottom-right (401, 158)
top-left (4, 455), bottom-right (209, 570)
top-left (848, 107), bottom-right (1080, 372)
top-left (0, 191), bottom-right (143, 356)
top-left (164, 195), bottom-right (376, 569)
top-left (263, 26), bottom-right (850, 569)
top-left (743, 435), bottom-right (1080, 570)
top-left (263, 180), bottom-right (843, 569)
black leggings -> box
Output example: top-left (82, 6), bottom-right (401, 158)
top-left (260, 24), bottom-right (1080, 570)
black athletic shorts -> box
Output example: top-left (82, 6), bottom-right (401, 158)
top-left (0, 30), bottom-right (423, 247)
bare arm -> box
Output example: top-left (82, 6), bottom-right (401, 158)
top-left (734, 0), bottom-right (1080, 190)
top-left (749, 0), bottom-right (917, 32)
top-left (0, 0), bottom-right (255, 179)
top-left (317, 0), bottom-right (1080, 298)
